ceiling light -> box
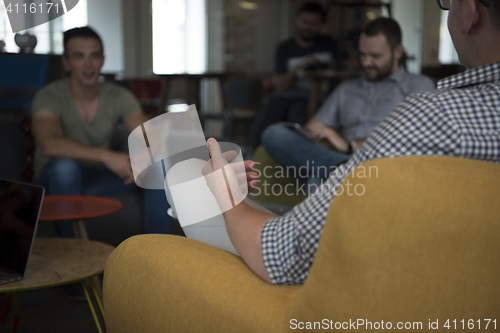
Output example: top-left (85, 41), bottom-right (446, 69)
top-left (239, 1), bottom-right (258, 10)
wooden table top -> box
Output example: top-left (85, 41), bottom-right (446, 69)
top-left (0, 238), bottom-right (115, 293)
top-left (39, 195), bottom-right (122, 221)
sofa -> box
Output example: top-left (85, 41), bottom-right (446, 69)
top-left (103, 156), bottom-right (500, 332)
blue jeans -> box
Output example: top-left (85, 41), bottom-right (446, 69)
top-left (250, 91), bottom-right (309, 149)
top-left (35, 158), bottom-right (171, 237)
top-left (261, 123), bottom-right (351, 186)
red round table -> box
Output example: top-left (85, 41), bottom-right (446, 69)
top-left (39, 195), bottom-right (123, 240)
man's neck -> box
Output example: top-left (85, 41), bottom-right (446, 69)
top-left (459, 24), bottom-right (500, 68)
top-left (294, 35), bottom-right (317, 49)
top-left (368, 65), bottom-right (401, 84)
top-left (69, 77), bottom-right (99, 102)
top-left (469, 40), bottom-right (500, 69)
top-left (390, 64), bottom-right (402, 78)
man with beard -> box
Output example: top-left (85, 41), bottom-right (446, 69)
top-left (250, 2), bottom-right (339, 148)
top-left (261, 17), bottom-right (435, 188)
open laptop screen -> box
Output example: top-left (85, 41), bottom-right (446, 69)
top-left (0, 178), bottom-right (44, 282)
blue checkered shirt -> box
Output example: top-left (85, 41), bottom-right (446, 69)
top-left (261, 62), bottom-right (500, 285)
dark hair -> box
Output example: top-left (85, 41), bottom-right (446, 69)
top-left (297, 2), bottom-right (326, 23)
top-left (488, 0), bottom-right (500, 30)
top-left (362, 17), bottom-right (402, 49)
top-left (63, 26), bottom-right (103, 56)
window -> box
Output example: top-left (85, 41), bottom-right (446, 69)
top-left (152, 0), bottom-right (207, 74)
top-left (0, 0), bottom-right (87, 54)
top-left (438, 10), bottom-right (459, 64)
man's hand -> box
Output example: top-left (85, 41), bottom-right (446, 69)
top-left (214, 149), bottom-right (259, 193)
top-left (101, 150), bottom-right (135, 184)
top-left (306, 118), bottom-right (350, 152)
top-left (294, 55), bottom-right (320, 71)
top-left (272, 55), bottom-right (320, 93)
top-left (201, 138), bottom-right (274, 283)
top-left (243, 160), bottom-right (259, 192)
top-left (310, 127), bottom-right (349, 152)
top-left (202, 139), bottom-right (258, 209)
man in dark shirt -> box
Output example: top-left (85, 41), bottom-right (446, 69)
top-left (250, 1), bottom-right (338, 148)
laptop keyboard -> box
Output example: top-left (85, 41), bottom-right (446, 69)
top-left (0, 270), bottom-right (22, 284)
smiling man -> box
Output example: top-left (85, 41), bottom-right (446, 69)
top-left (261, 17), bottom-right (435, 188)
top-left (31, 27), bottom-right (171, 237)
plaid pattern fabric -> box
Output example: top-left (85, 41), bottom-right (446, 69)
top-left (262, 62), bottom-right (500, 285)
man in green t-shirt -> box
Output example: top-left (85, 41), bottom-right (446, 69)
top-left (32, 27), bottom-right (170, 237)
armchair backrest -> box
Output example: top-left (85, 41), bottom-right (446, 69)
top-left (0, 54), bottom-right (49, 111)
top-left (291, 156), bottom-right (500, 329)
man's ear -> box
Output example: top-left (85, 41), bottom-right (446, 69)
top-left (295, 16), bottom-right (301, 27)
top-left (461, 0), bottom-right (480, 34)
top-left (393, 44), bottom-right (404, 61)
top-left (62, 55), bottom-right (70, 73)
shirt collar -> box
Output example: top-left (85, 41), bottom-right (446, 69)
top-left (361, 67), bottom-right (406, 86)
top-left (390, 67), bottom-right (407, 84)
top-left (438, 62), bottom-right (500, 89)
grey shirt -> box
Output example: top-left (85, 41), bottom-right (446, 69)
top-left (31, 77), bottom-right (140, 176)
top-left (315, 68), bottom-right (435, 140)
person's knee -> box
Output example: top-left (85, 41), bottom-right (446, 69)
top-left (261, 123), bottom-right (292, 153)
top-left (45, 158), bottom-right (82, 184)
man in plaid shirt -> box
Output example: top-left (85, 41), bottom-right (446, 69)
top-left (206, 0), bottom-right (500, 285)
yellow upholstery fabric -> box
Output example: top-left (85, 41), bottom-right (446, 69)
top-left (103, 235), bottom-right (300, 332)
top-left (292, 156), bottom-right (500, 327)
top-left (103, 156), bottom-right (500, 332)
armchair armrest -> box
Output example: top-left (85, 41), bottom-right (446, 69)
top-left (103, 234), bottom-right (299, 333)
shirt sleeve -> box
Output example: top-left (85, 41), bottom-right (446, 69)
top-left (31, 88), bottom-right (62, 117)
top-left (314, 82), bottom-right (346, 128)
top-left (114, 86), bottom-right (142, 122)
top-left (261, 90), bottom-right (459, 285)
top-left (406, 75), bottom-right (436, 95)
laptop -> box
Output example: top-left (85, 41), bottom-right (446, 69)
top-left (0, 177), bottom-right (44, 285)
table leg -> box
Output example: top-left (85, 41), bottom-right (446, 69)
top-left (8, 292), bottom-right (23, 333)
top-left (72, 219), bottom-right (89, 240)
top-left (91, 279), bottom-right (105, 315)
top-left (91, 275), bottom-right (103, 301)
top-left (82, 280), bottom-right (105, 333)
top-left (159, 77), bottom-right (171, 114)
top-left (0, 293), bottom-right (11, 323)
top-left (72, 219), bottom-right (103, 300)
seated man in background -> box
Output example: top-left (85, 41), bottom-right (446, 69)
top-left (31, 27), bottom-right (171, 236)
top-left (206, 0), bottom-right (500, 285)
top-left (261, 17), bottom-right (435, 189)
top-left (250, 1), bottom-right (339, 149)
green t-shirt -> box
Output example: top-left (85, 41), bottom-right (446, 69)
top-left (31, 77), bottom-right (141, 176)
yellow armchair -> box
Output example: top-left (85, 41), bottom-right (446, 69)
top-left (103, 156), bottom-right (500, 332)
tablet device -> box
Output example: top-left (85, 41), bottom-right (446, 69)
top-left (280, 121), bottom-right (316, 141)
